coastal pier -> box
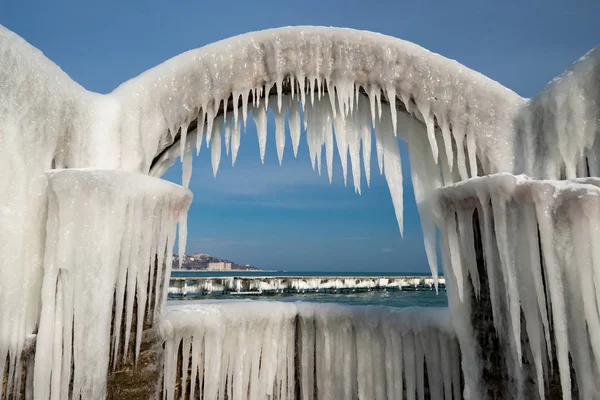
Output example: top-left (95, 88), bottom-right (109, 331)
top-left (168, 275), bottom-right (446, 296)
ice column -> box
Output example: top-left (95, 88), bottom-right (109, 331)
top-left (33, 169), bottom-right (192, 400)
top-left (435, 174), bottom-right (600, 399)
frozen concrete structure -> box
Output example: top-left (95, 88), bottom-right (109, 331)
top-left (0, 24), bottom-right (598, 399)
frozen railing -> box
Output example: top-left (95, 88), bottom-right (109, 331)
top-left (161, 301), bottom-right (460, 400)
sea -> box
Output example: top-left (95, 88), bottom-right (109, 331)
top-left (169, 270), bottom-right (448, 308)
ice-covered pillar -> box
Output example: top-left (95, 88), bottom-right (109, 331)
top-left (32, 169), bottom-right (192, 400)
top-left (434, 174), bottom-right (600, 399)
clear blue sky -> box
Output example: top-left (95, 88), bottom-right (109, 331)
top-left (2, 0), bottom-right (598, 272)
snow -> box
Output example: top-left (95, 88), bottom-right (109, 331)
top-left (160, 301), bottom-right (459, 400)
top-left (32, 169), bottom-right (191, 400)
top-left (435, 174), bottom-right (600, 399)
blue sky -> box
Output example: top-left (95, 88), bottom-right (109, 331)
top-left (2, 0), bottom-right (598, 272)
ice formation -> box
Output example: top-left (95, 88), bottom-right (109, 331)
top-left (435, 174), bottom-right (600, 399)
top-left (168, 276), bottom-right (445, 296)
top-left (161, 301), bottom-right (460, 400)
top-left (0, 26), bottom-right (123, 398)
top-left (1, 22), bottom-right (600, 400)
top-left (32, 170), bottom-right (191, 399)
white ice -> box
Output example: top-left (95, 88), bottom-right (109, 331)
top-left (435, 174), bottom-right (600, 399)
top-left (160, 301), bottom-right (459, 400)
top-left (32, 169), bottom-right (191, 400)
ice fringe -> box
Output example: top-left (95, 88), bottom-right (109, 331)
top-left (161, 301), bottom-right (460, 400)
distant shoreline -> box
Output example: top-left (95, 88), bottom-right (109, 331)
top-left (172, 268), bottom-right (264, 272)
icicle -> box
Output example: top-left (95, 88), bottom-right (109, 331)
top-left (298, 74), bottom-right (306, 111)
top-left (348, 110), bottom-right (362, 194)
top-left (179, 123), bottom-right (188, 160)
top-left (324, 110), bottom-right (334, 184)
top-left (534, 190), bottom-right (571, 400)
top-left (333, 111), bottom-right (349, 186)
top-left (328, 82), bottom-right (337, 119)
top-left (380, 107), bottom-right (403, 235)
top-left (491, 193), bottom-right (522, 366)
top-left (211, 116), bottom-right (223, 177)
top-left (440, 117), bottom-right (454, 172)
top-left (457, 208), bottom-right (480, 297)
top-left (224, 118), bottom-right (232, 156)
top-left (374, 123), bottom-right (384, 175)
top-left (368, 86), bottom-right (378, 125)
top-left (400, 91), bottom-right (413, 115)
top-left (386, 86), bottom-right (398, 136)
top-left (276, 78), bottom-right (283, 112)
top-left (232, 92), bottom-right (240, 130)
top-left (452, 128), bottom-right (469, 180)
top-left (359, 97), bottom-right (372, 187)
top-left (466, 133), bottom-right (478, 177)
top-left (404, 109), bottom-right (442, 287)
top-left (196, 111), bottom-right (206, 155)
top-left (253, 105), bottom-right (268, 163)
top-left (241, 90), bottom-right (249, 130)
top-left (288, 100), bottom-right (301, 158)
top-left (290, 76), bottom-right (295, 99)
top-left (231, 116), bottom-right (241, 166)
top-left (313, 76), bottom-right (321, 103)
top-left (273, 98), bottom-right (286, 165)
top-left (416, 101), bottom-right (439, 164)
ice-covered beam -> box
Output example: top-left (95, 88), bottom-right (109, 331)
top-left (434, 174), bottom-right (600, 399)
top-left (160, 301), bottom-right (460, 400)
top-left (111, 26), bottom-right (523, 176)
top-left (32, 169), bottom-right (191, 400)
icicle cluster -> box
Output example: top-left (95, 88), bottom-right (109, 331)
top-left (32, 169), bottom-right (191, 400)
top-left (112, 26), bottom-right (522, 177)
top-left (516, 47), bottom-right (600, 179)
top-left (435, 174), bottom-right (600, 400)
top-left (161, 301), bottom-right (460, 400)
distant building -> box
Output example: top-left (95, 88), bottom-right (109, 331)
top-left (207, 261), bottom-right (232, 271)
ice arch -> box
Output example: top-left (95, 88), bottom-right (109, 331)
top-left (1, 23), bottom-right (599, 399)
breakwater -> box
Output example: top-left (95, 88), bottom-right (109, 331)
top-left (168, 276), bottom-right (446, 296)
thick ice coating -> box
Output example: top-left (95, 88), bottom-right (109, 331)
top-left (435, 174), bottom-right (600, 400)
top-left (168, 276), bottom-right (446, 296)
top-left (32, 169), bottom-right (191, 400)
top-left (161, 301), bottom-right (460, 400)
top-left (0, 26), bottom-right (123, 397)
